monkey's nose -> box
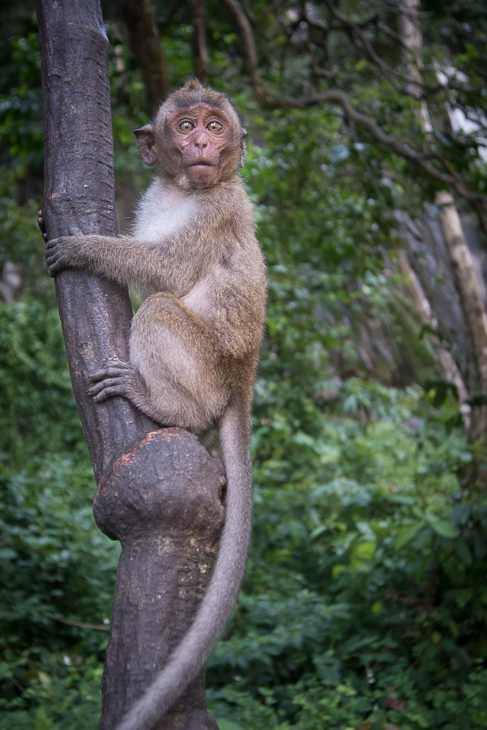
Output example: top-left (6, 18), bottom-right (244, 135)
top-left (193, 133), bottom-right (209, 148)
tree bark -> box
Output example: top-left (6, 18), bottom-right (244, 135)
top-left (106, 0), bottom-right (170, 116)
top-left (35, 0), bottom-right (224, 727)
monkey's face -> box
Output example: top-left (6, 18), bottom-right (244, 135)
top-left (163, 104), bottom-right (238, 190)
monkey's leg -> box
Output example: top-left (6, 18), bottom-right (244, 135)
top-left (131, 292), bottom-right (231, 432)
top-left (89, 293), bottom-right (231, 433)
top-left (87, 360), bottom-right (188, 428)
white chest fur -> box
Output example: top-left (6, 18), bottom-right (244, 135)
top-left (132, 179), bottom-right (196, 242)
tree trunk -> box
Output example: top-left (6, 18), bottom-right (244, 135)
top-left (436, 191), bottom-right (487, 448)
top-left (398, 0), bottom-right (487, 453)
top-left (106, 0), bottom-right (170, 116)
top-left (191, 0), bottom-right (210, 85)
top-left (35, 0), bottom-right (224, 727)
top-left (397, 249), bottom-right (470, 427)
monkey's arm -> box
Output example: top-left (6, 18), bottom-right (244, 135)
top-left (45, 234), bottom-right (205, 293)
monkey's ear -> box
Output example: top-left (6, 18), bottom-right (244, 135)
top-left (134, 125), bottom-right (158, 166)
top-left (239, 128), bottom-right (248, 169)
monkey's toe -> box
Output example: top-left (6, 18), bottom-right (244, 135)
top-left (89, 362), bottom-right (133, 382)
top-left (92, 385), bottom-right (126, 402)
top-left (87, 377), bottom-right (126, 397)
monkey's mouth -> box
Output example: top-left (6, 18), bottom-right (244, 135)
top-left (189, 161), bottom-right (215, 168)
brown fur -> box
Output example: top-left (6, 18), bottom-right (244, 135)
top-left (44, 79), bottom-right (266, 730)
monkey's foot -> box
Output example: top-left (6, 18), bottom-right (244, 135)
top-left (87, 361), bottom-right (142, 403)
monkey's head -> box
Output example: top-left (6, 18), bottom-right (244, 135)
top-left (134, 79), bottom-right (248, 190)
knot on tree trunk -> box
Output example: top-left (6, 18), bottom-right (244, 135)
top-left (93, 428), bottom-right (226, 729)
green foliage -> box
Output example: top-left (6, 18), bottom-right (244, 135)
top-left (0, 302), bottom-right (118, 728)
top-left (207, 384), bottom-right (487, 729)
top-left (0, 300), bottom-right (84, 464)
top-left (0, 33), bottom-right (43, 178)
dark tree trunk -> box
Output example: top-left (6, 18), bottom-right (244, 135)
top-left (35, 1), bottom-right (224, 727)
top-left (191, 0), bottom-right (210, 85)
top-left (106, 0), bottom-right (171, 116)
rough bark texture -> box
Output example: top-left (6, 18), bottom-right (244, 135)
top-left (106, 0), bottom-right (170, 116)
top-left (35, 0), bottom-right (224, 726)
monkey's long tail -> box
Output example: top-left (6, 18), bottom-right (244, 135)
top-left (116, 401), bottom-right (253, 730)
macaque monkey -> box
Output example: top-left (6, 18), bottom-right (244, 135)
top-left (41, 79), bottom-right (266, 730)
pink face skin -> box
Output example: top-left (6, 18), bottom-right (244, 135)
top-left (165, 104), bottom-right (234, 189)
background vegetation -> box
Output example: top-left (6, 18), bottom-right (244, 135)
top-left (1, 1), bottom-right (487, 729)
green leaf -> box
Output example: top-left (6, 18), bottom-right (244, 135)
top-left (395, 522), bottom-right (426, 550)
top-left (425, 514), bottom-right (459, 539)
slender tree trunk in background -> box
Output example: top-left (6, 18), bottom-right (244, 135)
top-left (398, 0), bottom-right (487, 454)
top-left (106, 0), bottom-right (170, 115)
top-left (397, 250), bottom-right (470, 428)
top-left (398, 0), bottom-right (432, 137)
top-left (436, 192), bottom-right (487, 448)
top-left (191, 0), bottom-right (210, 84)
top-left (35, 0), bottom-right (224, 727)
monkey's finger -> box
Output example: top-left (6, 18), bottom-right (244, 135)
top-left (45, 238), bottom-right (61, 252)
top-left (45, 255), bottom-right (59, 270)
top-left (45, 258), bottom-right (64, 277)
top-left (37, 213), bottom-right (48, 240)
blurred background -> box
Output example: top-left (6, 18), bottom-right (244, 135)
top-left (1, 1), bottom-right (487, 728)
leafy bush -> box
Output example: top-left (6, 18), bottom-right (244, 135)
top-left (207, 383), bottom-right (487, 729)
top-left (0, 301), bottom-right (118, 727)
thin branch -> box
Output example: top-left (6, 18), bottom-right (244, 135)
top-left (223, 0), bottom-right (486, 205)
top-left (447, 3), bottom-right (487, 14)
top-left (45, 615), bottom-right (110, 630)
top-left (273, 90), bottom-right (485, 198)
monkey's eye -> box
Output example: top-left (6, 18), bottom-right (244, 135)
top-left (207, 121), bottom-right (223, 132)
top-left (179, 120), bottom-right (195, 132)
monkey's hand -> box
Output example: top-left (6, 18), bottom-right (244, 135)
top-left (87, 361), bottom-right (143, 403)
top-left (45, 236), bottom-right (78, 277)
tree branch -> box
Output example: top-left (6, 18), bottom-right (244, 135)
top-left (222, 0), bottom-right (486, 206)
